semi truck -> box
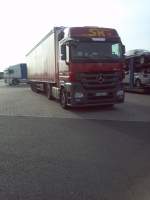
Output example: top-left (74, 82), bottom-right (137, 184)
top-left (26, 26), bottom-right (125, 108)
top-left (4, 63), bottom-right (28, 85)
top-left (124, 49), bottom-right (150, 91)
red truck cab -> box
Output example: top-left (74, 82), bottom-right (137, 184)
top-left (57, 27), bottom-right (125, 108)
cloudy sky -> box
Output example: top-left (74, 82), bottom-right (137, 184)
top-left (0, 0), bottom-right (149, 71)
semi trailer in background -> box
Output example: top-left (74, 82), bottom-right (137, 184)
top-left (26, 26), bottom-right (125, 108)
top-left (124, 49), bottom-right (150, 90)
top-left (4, 63), bottom-right (28, 85)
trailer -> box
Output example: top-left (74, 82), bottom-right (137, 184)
top-left (124, 49), bottom-right (150, 93)
top-left (4, 63), bottom-right (28, 85)
top-left (26, 26), bottom-right (125, 108)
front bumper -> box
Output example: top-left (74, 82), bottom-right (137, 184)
top-left (64, 82), bottom-right (125, 107)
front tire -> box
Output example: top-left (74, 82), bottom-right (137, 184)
top-left (60, 89), bottom-right (68, 109)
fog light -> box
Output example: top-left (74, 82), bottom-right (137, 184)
top-left (74, 92), bottom-right (84, 98)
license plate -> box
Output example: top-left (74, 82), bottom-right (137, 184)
top-left (96, 92), bottom-right (108, 96)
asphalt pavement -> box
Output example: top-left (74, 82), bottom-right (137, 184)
top-left (0, 80), bottom-right (150, 200)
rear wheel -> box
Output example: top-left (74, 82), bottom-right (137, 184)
top-left (30, 83), bottom-right (38, 93)
top-left (60, 89), bottom-right (68, 109)
top-left (30, 83), bottom-right (34, 91)
top-left (12, 79), bottom-right (19, 85)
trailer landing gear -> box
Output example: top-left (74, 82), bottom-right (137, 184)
top-left (47, 84), bottom-right (53, 100)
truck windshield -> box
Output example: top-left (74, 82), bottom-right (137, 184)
top-left (70, 41), bottom-right (123, 61)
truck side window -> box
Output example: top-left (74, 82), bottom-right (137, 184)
top-left (112, 43), bottom-right (120, 57)
top-left (61, 45), bottom-right (66, 60)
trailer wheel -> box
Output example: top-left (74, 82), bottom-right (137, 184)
top-left (135, 79), bottom-right (142, 88)
top-left (12, 79), bottom-right (19, 85)
top-left (30, 83), bottom-right (34, 91)
top-left (30, 83), bottom-right (38, 93)
top-left (47, 84), bottom-right (54, 100)
top-left (60, 89), bottom-right (68, 109)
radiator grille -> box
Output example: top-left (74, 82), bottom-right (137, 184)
top-left (78, 72), bottom-right (119, 90)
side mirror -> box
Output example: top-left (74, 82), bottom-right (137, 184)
top-left (122, 45), bottom-right (125, 55)
top-left (58, 31), bottom-right (64, 41)
top-left (61, 45), bottom-right (66, 60)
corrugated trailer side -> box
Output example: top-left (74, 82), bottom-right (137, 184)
top-left (26, 30), bottom-right (56, 83)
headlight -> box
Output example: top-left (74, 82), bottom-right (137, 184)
top-left (74, 92), bottom-right (84, 98)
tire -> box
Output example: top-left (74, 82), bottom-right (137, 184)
top-left (9, 80), bottom-right (12, 86)
top-left (60, 89), bottom-right (68, 109)
top-left (12, 79), bottom-right (19, 85)
top-left (30, 83), bottom-right (38, 93)
top-left (30, 83), bottom-right (34, 91)
top-left (135, 79), bottom-right (141, 88)
top-left (47, 83), bottom-right (54, 100)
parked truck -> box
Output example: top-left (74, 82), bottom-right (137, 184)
top-left (26, 26), bottom-right (125, 108)
top-left (4, 63), bottom-right (28, 85)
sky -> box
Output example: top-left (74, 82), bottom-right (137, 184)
top-left (0, 0), bottom-right (149, 71)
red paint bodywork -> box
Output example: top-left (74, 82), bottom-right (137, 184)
top-left (70, 62), bottom-right (122, 73)
top-left (59, 62), bottom-right (123, 82)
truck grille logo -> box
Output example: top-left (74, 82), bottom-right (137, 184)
top-left (96, 74), bottom-right (104, 83)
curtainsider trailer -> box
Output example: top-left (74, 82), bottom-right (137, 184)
top-left (26, 26), bottom-right (125, 108)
